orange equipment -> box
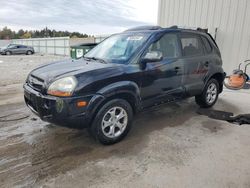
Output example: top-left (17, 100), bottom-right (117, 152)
top-left (224, 60), bottom-right (250, 90)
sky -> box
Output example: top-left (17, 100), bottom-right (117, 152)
top-left (0, 0), bottom-right (158, 35)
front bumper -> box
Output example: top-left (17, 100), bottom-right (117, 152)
top-left (24, 83), bottom-right (97, 129)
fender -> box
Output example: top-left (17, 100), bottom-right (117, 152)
top-left (85, 81), bottom-right (141, 123)
top-left (203, 68), bottom-right (225, 93)
top-left (98, 81), bottom-right (140, 98)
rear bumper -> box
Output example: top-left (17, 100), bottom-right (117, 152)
top-left (23, 83), bottom-right (102, 129)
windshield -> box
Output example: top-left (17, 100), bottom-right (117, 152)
top-left (6, 44), bottom-right (16, 48)
top-left (85, 33), bottom-right (150, 64)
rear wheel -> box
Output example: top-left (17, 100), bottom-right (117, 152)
top-left (195, 79), bottom-right (219, 108)
top-left (26, 50), bottom-right (33, 55)
top-left (90, 99), bottom-right (133, 145)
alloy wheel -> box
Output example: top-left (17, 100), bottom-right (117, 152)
top-left (101, 106), bottom-right (128, 138)
top-left (206, 83), bottom-right (217, 104)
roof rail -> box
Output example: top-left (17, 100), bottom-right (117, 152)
top-left (169, 25), bottom-right (208, 33)
top-left (125, 26), bottom-right (162, 32)
top-left (197, 27), bottom-right (208, 33)
top-left (169, 25), bottom-right (178, 29)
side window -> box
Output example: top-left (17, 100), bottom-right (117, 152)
top-left (180, 33), bottom-right (203, 56)
top-left (201, 36), bottom-right (212, 53)
top-left (147, 33), bottom-right (180, 58)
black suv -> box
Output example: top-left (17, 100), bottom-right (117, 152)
top-left (24, 26), bottom-right (225, 144)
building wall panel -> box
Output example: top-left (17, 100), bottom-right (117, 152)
top-left (158, 0), bottom-right (250, 74)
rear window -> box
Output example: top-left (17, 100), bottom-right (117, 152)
top-left (201, 36), bottom-right (212, 53)
top-left (180, 33), bottom-right (203, 56)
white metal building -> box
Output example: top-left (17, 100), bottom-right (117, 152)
top-left (158, 0), bottom-right (250, 74)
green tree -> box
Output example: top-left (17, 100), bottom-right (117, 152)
top-left (17, 29), bottom-right (25, 37)
top-left (0, 27), bottom-right (14, 39)
top-left (0, 26), bottom-right (90, 39)
top-left (21, 32), bottom-right (32, 38)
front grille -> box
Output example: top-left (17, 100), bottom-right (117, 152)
top-left (28, 75), bottom-right (44, 92)
top-left (24, 96), bottom-right (38, 113)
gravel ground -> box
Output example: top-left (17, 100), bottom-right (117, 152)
top-left (0, 55), bottom-right (250, 188)
top-left (0, 54), bottom-right (67, 105)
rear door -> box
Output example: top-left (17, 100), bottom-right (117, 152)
top-left (18, 45), bottom-right (28, 54)
top-left (179, 32), bottom-right (208, 96)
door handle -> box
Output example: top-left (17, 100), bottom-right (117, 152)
top-left (204, 61), bottom-right (209, 67)
top-left (175, 67), bottom-right (180, 70)
top-left (174, 67), bottom-right (180, 73)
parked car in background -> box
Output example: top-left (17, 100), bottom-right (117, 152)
top-left (24, 26), bottom-right (225, 144)
top-left (0, 44), bottom-right (34, 55)
top-left (70, 43), bottom-right (97, 59)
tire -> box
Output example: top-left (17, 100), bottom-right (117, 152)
top-left (90, 99), bottom-right (133, 145)
top-left (26, 50), bottom-right (33, 55)
top-left (5, 51), bottom-right (11, 55)
top-left (195, 78), bottom-right (219, 108)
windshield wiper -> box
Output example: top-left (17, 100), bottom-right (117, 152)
top-left (83, 57), bottom-right (108, 64)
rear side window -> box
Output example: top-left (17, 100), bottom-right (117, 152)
top-left (180, 33), bottom-right (203, 56)
top-left (201, 36), bottom-right (212, 53)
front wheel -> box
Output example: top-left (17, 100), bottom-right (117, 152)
top-left (5, 51), bottom-right (11, 55)
top-left (195, 79), bottom-right (219, 108)
top-left (90, 99), bottom-right (133, 145)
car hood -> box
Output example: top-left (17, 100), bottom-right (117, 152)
top-left (0, 47), bottom-right (7, 51)
top-left (30, 58), bottom-right (122, 82)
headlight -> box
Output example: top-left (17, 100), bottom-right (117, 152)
top-left (47, 76), bottom-right (77, 97)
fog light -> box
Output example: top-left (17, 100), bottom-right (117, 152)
top-left (56, 99), bottom-right (64, 113)
top-left (77, 101), bottom-right (87, 107)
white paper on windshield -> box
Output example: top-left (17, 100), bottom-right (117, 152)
top-left (127, 36), bottom-right (144, 41)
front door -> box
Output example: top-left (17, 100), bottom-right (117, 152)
top-left (140, 32), bottom-right (184, 108)
top-left (8, 45), bottom-right (19, 54)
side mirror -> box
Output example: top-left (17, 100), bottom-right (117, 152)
top-left (141, 51), bottom-right (163, 64)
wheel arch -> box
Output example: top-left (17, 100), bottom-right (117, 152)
top-left (87, 81), bottom-right (141, 126)
top-left (207, 72), bottom-right (225, 93)
top-left (5, 50), bottom-right (12, 55)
